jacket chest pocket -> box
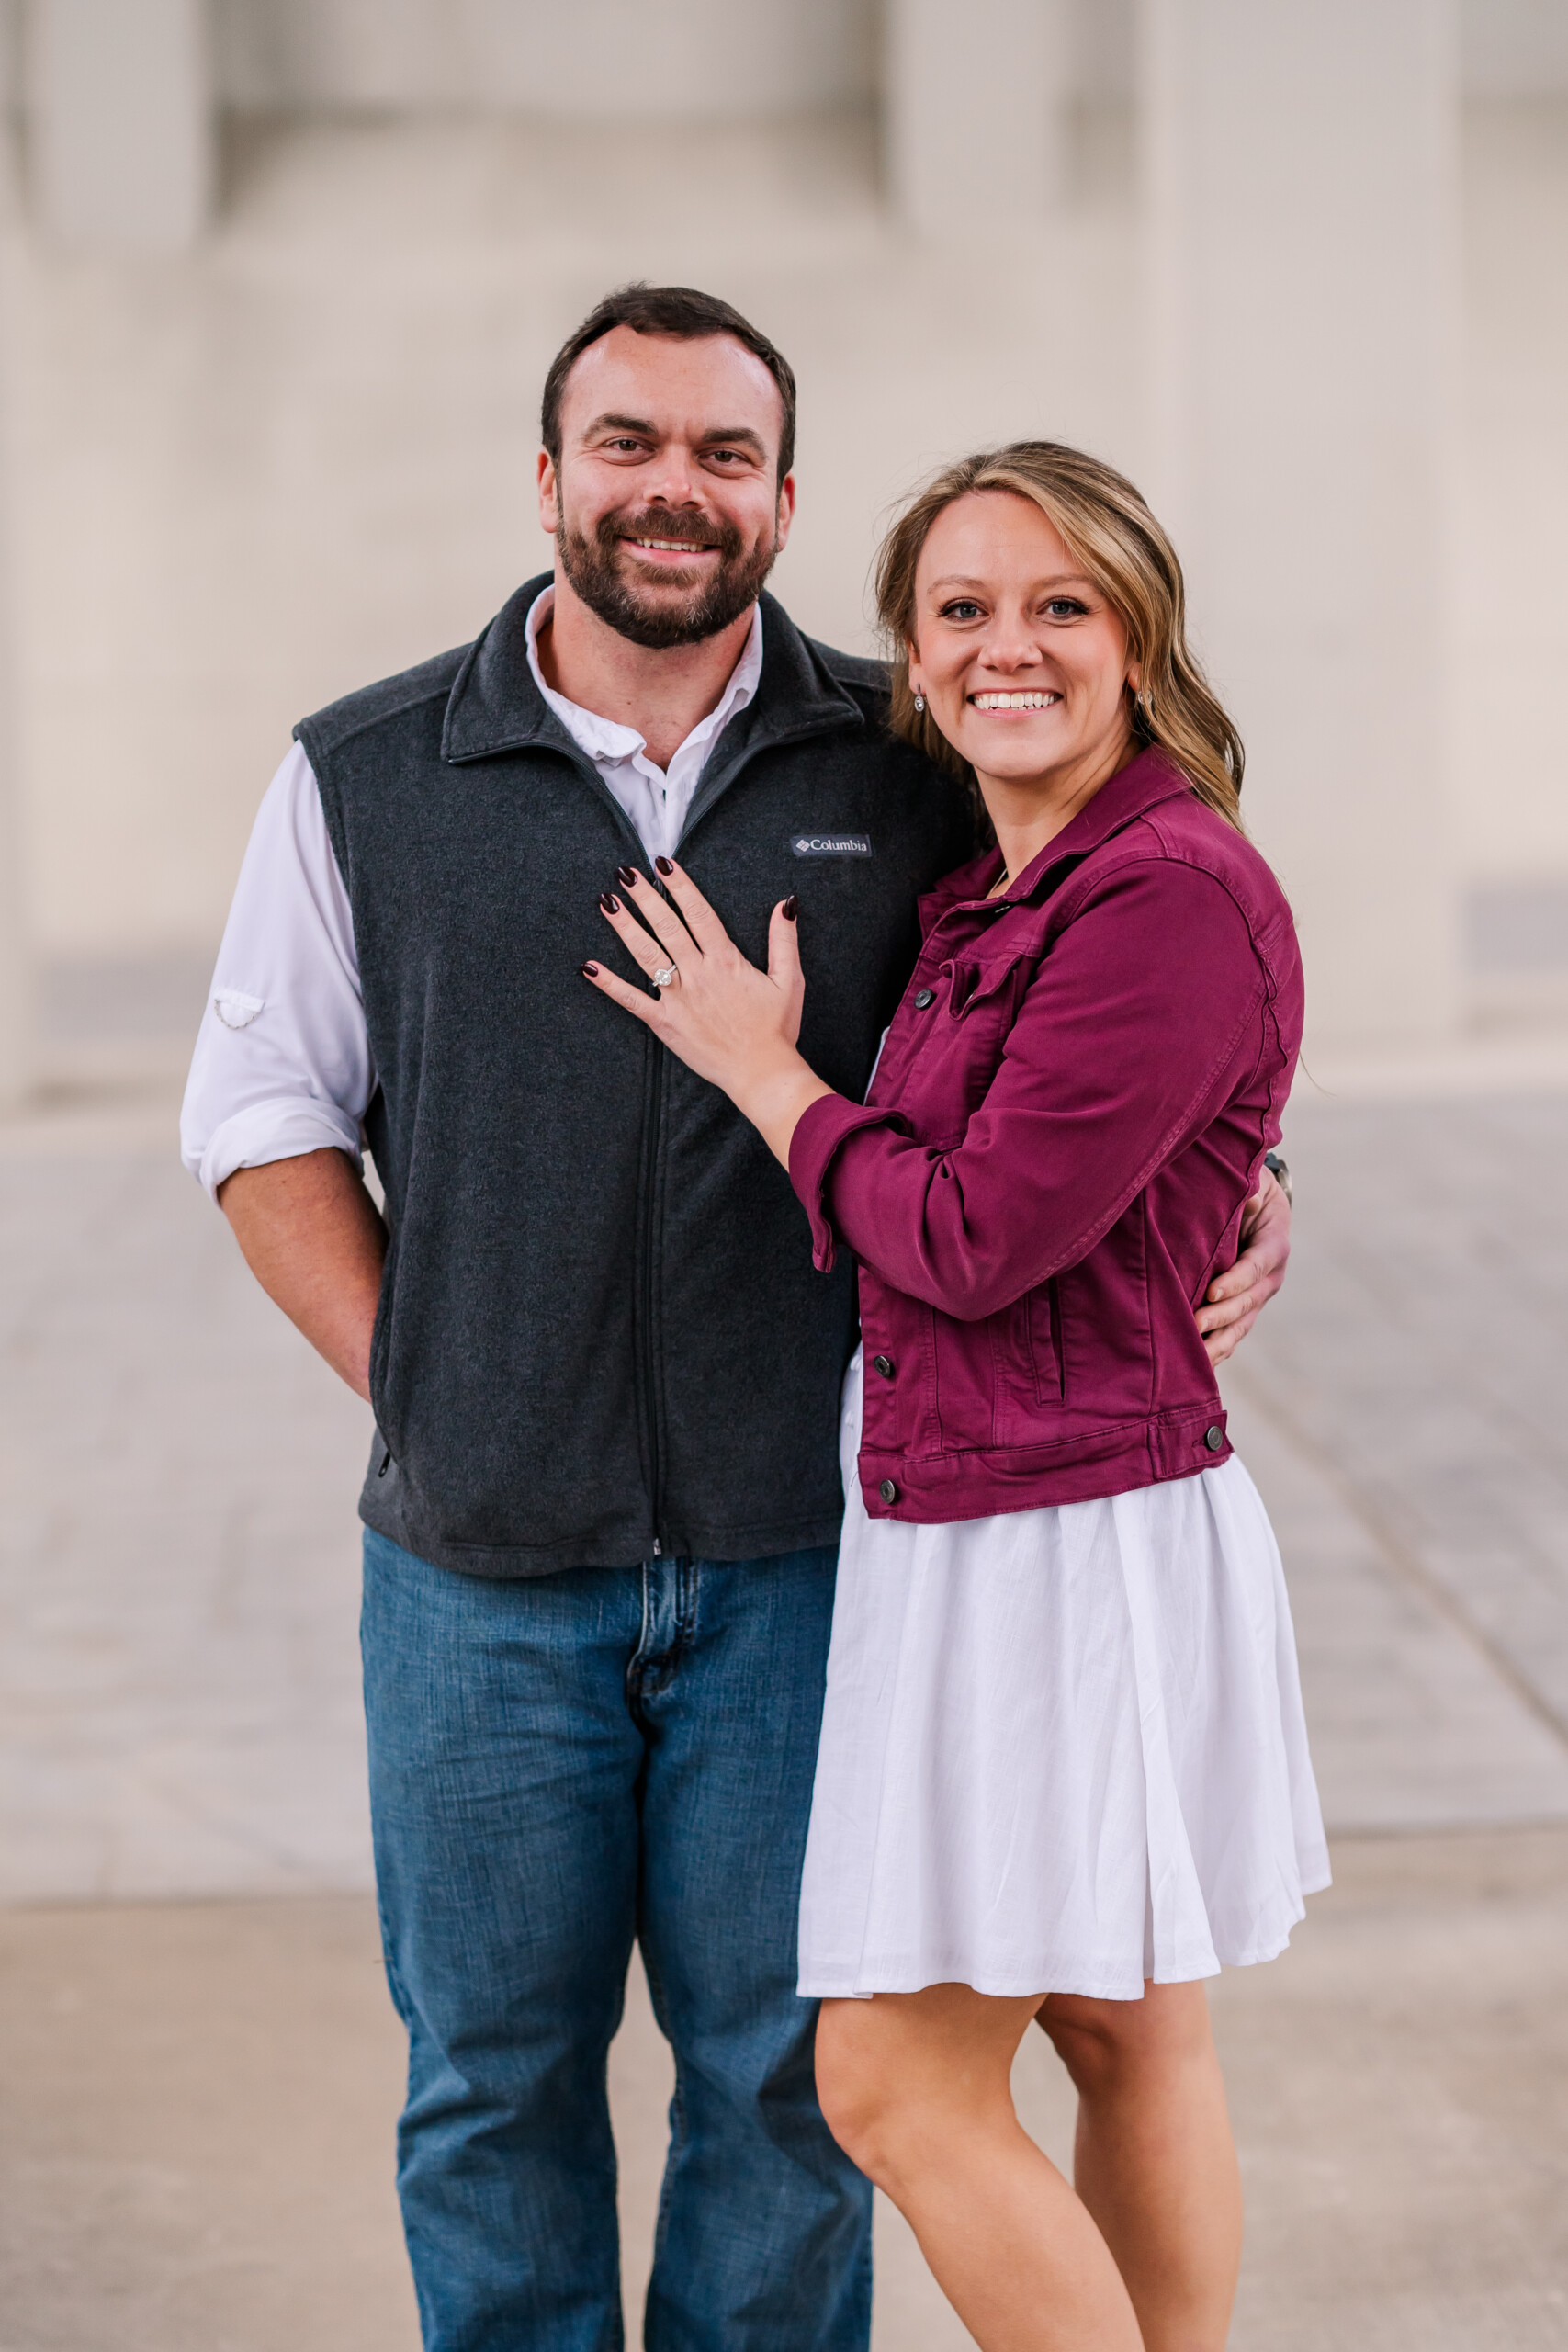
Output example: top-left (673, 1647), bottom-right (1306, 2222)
top-left (942, 948), bottom-right (1038, 1102)
top-left (948, 947), bottom-right (1032, 1023)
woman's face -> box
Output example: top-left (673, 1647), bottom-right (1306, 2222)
top-left (908, 491), bottom-right (1137, 793)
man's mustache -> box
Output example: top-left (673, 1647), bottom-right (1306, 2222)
top-left (600, 508), bottom-right (743, 560)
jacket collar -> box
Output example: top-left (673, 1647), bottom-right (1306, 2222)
top-left (440, 574), bottom-right (863, 780)
top-left (919, 746), bottom-right (1194, 925)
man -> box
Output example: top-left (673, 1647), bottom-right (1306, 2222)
top-left (182, 284), bottom-right (1289, 2351)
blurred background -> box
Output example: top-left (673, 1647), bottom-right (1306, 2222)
top-left (0, 4), bottom-right (1565, 2348)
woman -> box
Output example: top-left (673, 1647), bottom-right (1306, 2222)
top-left (581, 442), bottom-right (1328, 2352)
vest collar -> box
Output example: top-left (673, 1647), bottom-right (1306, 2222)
top-left (440, 574), bottom-right (863, 777)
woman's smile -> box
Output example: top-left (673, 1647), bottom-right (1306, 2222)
top-left (967, 688), bottom-right (1062, 710)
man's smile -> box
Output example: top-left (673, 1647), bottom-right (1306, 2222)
top-left (619, 534), bottom-right (724, 571)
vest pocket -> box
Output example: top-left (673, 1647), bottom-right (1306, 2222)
top-left (367, 1240), bottom-right (399, 1438)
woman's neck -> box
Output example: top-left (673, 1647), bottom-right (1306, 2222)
top-left (982, 730), bottom-right (1139, 897)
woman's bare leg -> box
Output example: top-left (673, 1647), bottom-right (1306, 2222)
top-left (1039, 1982), bottom-right (1242, 2352)
top-left (815, 1984), bottom-right (1144, 2352)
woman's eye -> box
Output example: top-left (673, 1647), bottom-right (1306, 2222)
top-left (941, 600), bottom-right (984, 621)
top-left (1044, 598), bottom-right (1088, 619)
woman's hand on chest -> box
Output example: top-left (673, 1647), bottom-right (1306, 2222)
top-left (581, 857), bottom-right (834, 1166)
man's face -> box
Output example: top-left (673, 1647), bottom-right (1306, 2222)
top-left (538, 326), bottom-right (795, 649)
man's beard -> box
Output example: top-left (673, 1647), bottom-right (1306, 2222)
top-left (557, 503), bottom-right (779, 650)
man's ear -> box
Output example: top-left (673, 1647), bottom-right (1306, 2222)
top-left (773, 471), bottom-right (796, 554)
top-left (537, 448), bottom-right (560, 537)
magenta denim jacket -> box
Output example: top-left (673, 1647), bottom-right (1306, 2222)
top-left (789, 748), bottom-right (1303, 1524)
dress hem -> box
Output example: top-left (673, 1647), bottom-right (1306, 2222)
top-left (798, 1881), bottom-right (1331, 2004)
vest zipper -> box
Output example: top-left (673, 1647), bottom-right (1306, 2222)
top-left (638, 1011), bottom-right (667, 1560)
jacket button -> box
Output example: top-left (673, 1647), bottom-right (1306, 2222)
top-left (913, 989), bottom-right (935, 1009)
top-left (1204, 1424), bottom-right (1224, 1452)
top-left (879, 1478), bottom-right (898, 1504)
top-left (873, 1353), bottom-right (895, 1378)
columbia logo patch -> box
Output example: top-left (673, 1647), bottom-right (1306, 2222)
top-left (791, 833), bottom-right (872, 857)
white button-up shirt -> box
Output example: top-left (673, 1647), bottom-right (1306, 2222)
top-left (179, 590), bottom-right (763, 1201)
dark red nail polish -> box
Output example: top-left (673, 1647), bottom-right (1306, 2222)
top-left (783, 894), bottom-right (798, 921)
top-left (581, 962), bottom-right (599, 978)
top-left (616, 865), bottom-right (639, 888)
top-left (655, 855), bottom-right (675, 875)
top-left (599, 891), bottom-right (619, 914)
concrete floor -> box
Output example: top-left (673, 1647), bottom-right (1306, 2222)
top-left (3, 1085), bottom-right (1568, 2346)
top-left (2, 1834), bottom-right (1566, 2351)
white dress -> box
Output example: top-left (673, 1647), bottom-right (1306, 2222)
top-left (797, 1347), bottom-right (1331, 2003)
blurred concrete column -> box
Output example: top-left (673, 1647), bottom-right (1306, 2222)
top-left (886, 0), bottom-right (1070, 236)
top-left (1141, 0), bottom-right (1461, 1051)
top-left (0, 223), bottom-right (26, 1113)
top-left (0, 503), bottom-right (28, 1112)
top-left (29, 0), bottom-right (214, 251)
top-left (0, 771), bottom-right (28, 1116)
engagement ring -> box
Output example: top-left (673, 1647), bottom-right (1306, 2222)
top-left (650, 963), bottom-right (679, 989)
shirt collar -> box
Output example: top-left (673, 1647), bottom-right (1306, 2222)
top-left (522, 586), bottom-right (764, 772)
top-left (439, 576), bottom-right (863, 771)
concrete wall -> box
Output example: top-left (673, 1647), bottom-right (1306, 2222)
top-left (1062, 0), bottom-right (1568, 103)
top-left (3, 0), bottom-right (1566, 1072)
top-left (206, 0), bottom-right (1568, 113)
top-left (2, 0), bottom-right (1563, 128)
top-left (211, 0), bottom-right (877, 117)
top-left (1144, 0), bottom-right (1462, 1053)
top-left (1462, 0), bottom-right (1568, 96)
top-left (28, 0), bottom-right (213, 250)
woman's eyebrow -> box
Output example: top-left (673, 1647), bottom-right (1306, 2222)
top-left (927, 571), bottom-right (1097, 593)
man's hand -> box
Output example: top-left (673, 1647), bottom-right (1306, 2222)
top-left (219, 1148), bottom-right (387, 1401)
top-left (1198, 1164), bottom-right (1292, 1367)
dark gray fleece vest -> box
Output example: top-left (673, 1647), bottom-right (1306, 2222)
top-left (298, 577), bottom-right (972, 1578)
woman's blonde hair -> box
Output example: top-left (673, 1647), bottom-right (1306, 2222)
top-left (874, 441), bottom-right (1245, 834)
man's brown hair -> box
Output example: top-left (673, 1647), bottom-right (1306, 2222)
top-left (540, 283), bottom-right (797, 483)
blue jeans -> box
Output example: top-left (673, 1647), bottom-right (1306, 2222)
top-left (361, 1530), bottom-right (871, 2352)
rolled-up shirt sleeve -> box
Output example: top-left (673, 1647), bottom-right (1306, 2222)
top-left (179, 742), bottom-right (373, 1203)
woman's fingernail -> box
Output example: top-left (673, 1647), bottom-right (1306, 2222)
top-left (783, 894), bottom-right (798, 921)
top-left (655, 855), bottom-right (675, 875)
top-left (581, 962), bottom-right (600, 978)
top-left (599, 891), bottom-right (619, 914)
top-left (616, 865), bottom-right (639, 888)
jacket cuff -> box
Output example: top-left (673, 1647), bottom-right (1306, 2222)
top-left (789, 1093), bottom-right (906, 1272)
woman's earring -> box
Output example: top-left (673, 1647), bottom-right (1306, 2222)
top-left (913, 687), bottom-right (926, 715)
